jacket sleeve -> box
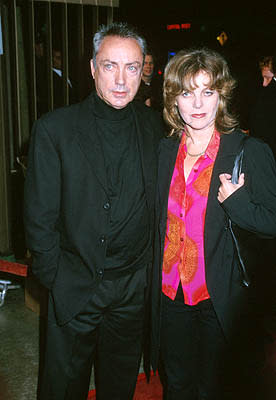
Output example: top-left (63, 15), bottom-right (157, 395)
top-left (24, 118), bottom-right (61, 289)
top-left (221, 138), bottom-right (276, 236)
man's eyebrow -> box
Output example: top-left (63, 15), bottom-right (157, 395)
top-left (100, 59), bottom-right (116, 64)
top-left (127, 61), bottom-right (141, 65)
top-left (100, 59), bottom-right (142, 66)
top-left (125, 62), bottom-right (142, 69)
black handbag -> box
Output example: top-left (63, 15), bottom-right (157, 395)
top-left (228, 135), bottom-right (252, 287)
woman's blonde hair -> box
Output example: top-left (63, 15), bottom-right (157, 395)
top-left (163, 48), bottom-right (238, 136)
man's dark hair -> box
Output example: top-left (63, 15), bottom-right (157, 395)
top-left (92, 22), bottom-right (147, 68)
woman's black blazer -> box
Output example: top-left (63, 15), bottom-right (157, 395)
top-left (151, 129), bottom-right (276, 370)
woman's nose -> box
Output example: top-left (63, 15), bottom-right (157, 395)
top-left (193, 95), bottom-right (203, 109)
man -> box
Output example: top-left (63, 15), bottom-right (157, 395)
top-left (24, 22), bottom-right (163, 400)
top-left (249, 55), bottom-right (276, 156)
top-left (143, 53), bottom-right (155, 84)
top-left (52, 48), bottom-right (75, 108)
top-left (135, 51), bottom-right (163, 111)
top-left (259, 55), bottom-right (276, 87)
top-left (249, 54), bottom-right (276, 350)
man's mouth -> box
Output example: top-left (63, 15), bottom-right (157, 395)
top-left (113, 91), bottom-right (127, 97)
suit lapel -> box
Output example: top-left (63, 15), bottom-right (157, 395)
top-left (75, 94), bottom-right (108, 192)
top-left (132, 104), bottom-right (158, 210)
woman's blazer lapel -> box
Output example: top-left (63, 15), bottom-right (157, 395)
top-left (158, 136), bottom-right (180, 228)
top-left (204, 131), bottom-right (246, 271)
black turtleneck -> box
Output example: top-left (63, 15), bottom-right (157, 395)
top-left (92, 92), bottom-right (151, 269)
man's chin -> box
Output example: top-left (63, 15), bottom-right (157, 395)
top-left (112, 101), bottom-right (129, 109)
top-left (109, 93), bottom-right (135, 109)
top-left (97, 91), bottom-right (135, 109)
top-left (107, 97), bottom-right (130, 110)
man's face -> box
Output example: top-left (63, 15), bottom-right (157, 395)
top-left (261, 65), bottom-right (274, 80)
top-left (143, 54), bottom-right (154, 79)
top-left (90, 36), bottom-right (143, 109)
top-left (53, 50), bottom-right (62, 69)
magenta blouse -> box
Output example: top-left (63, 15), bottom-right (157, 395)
top-left (162, 130), bottom-right (220, 305)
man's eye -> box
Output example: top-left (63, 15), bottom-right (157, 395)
top-left (128, 65), bottom-right (138, 72)
top-left (104, 64), bottom-right (113, 71)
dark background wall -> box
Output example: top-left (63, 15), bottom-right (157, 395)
top-left (115, 0), bottom-right (276, 129)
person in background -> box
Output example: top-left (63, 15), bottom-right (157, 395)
top-left (150, 47), bottom-right (276, 400)
top-left (24, 22), bottom-right (163, 400)
top-left (259, 55), bottom-right (276, 87)
top-left (249, 55), bottom-right (276, 157)
top-left (135, 52), bottom-right (154, 105)
top-left (249, 54), bottom-right (276, 355)
top-left (52, 48), bottom-right (76, 108)
top-left (135, 50), bottom-right (163, 111)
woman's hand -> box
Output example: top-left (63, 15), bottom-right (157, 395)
top-left (217, 173), bottom-right (245, 203)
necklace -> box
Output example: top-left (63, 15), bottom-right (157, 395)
top-left (186, 148), bottom-right (207, 157)
top-left (185, 129), bottom-right (214, 157)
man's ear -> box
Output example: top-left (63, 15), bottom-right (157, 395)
top-left (90, 59), bottom-right (95, 79)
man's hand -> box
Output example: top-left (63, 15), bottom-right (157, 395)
top-left (217, 173), bottom-right (245, 203)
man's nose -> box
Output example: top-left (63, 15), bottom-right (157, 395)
top-left (115, 68), bottom-right (126, 85)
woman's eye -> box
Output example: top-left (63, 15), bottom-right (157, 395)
top-left (182, 91), bottom-right (191, 97)
top-left (205, 90), bottom-right (214, 96)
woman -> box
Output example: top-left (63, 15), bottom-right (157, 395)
top-left (151, 48), bottom-right (276, 399)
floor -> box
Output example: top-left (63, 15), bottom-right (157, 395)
top-left (0, 275), bottom-right (96, 400)
top-left (1, 273), bottom-right (276, 400)
top-left (0, 271), bottom-right (151, 400)
top-left (0, 278), bottom-right (40, 400)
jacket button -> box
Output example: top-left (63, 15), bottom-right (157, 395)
top-left (99, 236), bottom-right (106, 244)
top-left (103, 202), bottom-right (110, 210)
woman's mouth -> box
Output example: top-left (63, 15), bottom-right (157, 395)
top-left (191, 113), bottom-right (206, 118)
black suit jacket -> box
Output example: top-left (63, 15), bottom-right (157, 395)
top-left (151, 129), bottom-right (276, 370)
top-left (24, 93), bottom-right (164, 325)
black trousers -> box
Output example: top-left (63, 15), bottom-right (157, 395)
top-left (160, 295), bottom-right (226, 400)
top-left (160, 294), bottom-right (266, 400)
top-left (39, 267), bottom-right (148, 400)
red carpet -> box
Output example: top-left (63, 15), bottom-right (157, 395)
top-left (0, 259), bottom-right (28, 277)
top-left (87, 371), bottom-right (163, 399)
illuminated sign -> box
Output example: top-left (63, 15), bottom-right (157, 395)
top-left (167, 23), bottom-right (191, 31)
top-left (217, 31), bottom-right (228, 46)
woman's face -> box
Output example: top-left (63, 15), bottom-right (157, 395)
top-left (175, 70), bottom-right (219, 134)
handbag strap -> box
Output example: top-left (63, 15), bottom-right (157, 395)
top-left (231, 135), bottom-right (249, 184)
top-left (229, 134), bottom-right (251, 287)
